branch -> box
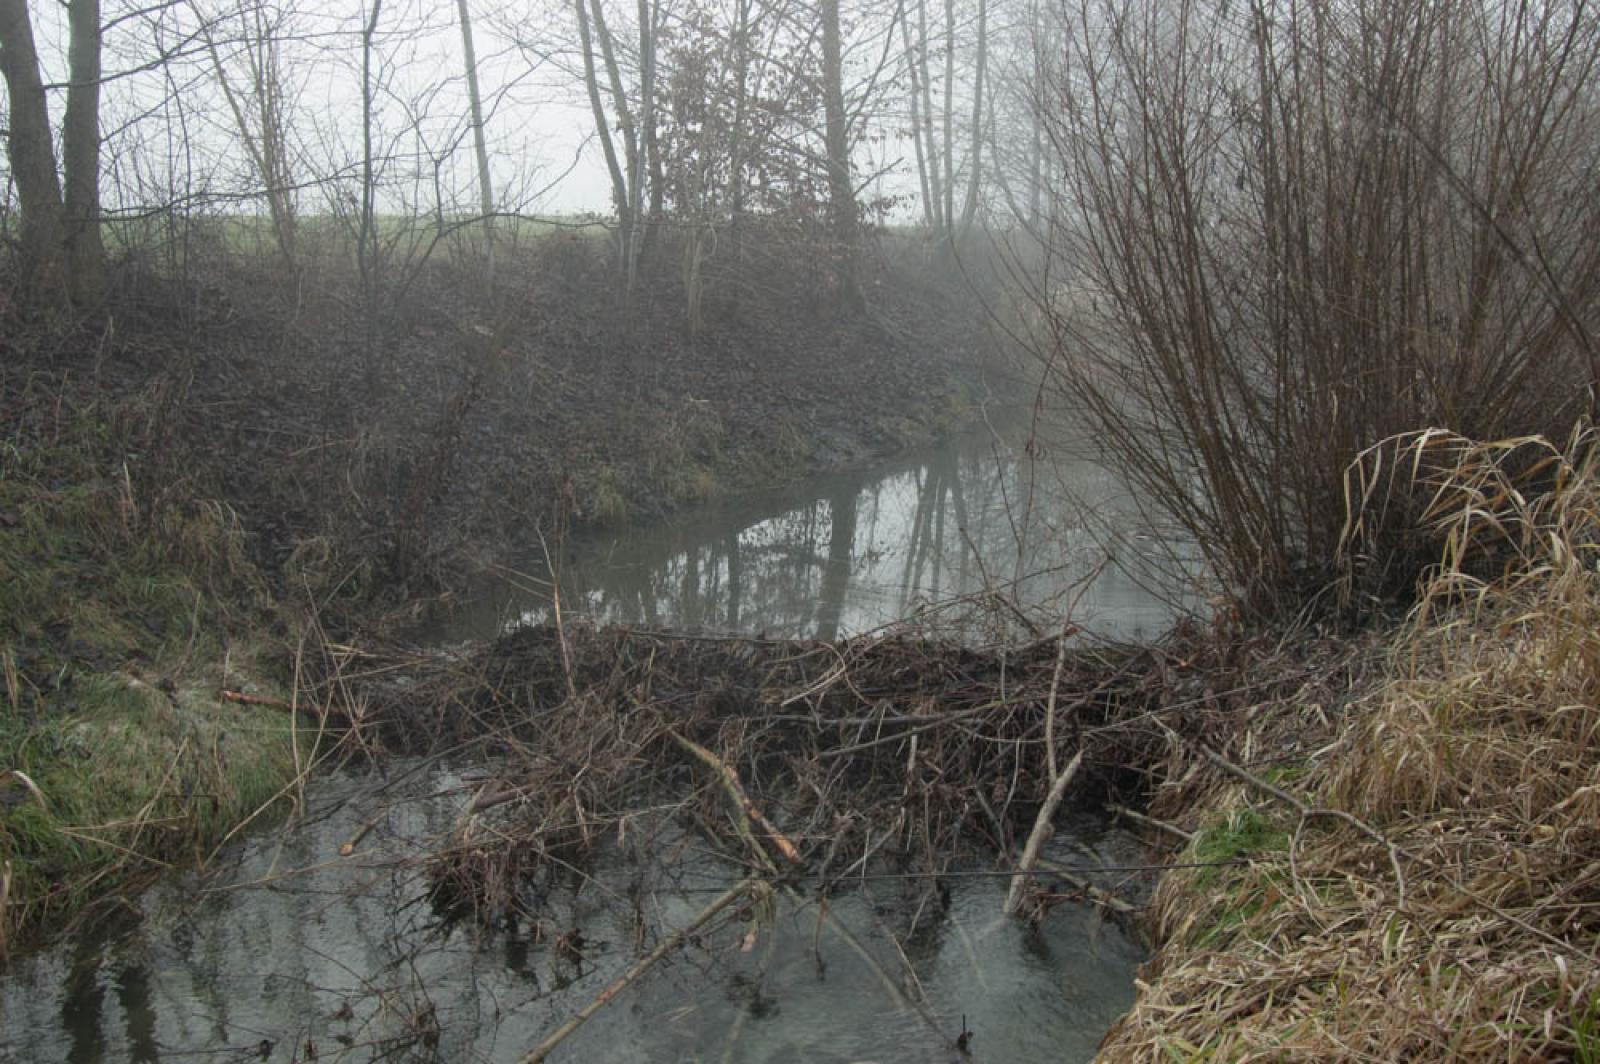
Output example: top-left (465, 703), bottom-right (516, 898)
top-left (519, 879), bottom-right (757, 1064)
top-left (1003, 747), bottom-right (1083, 916)
top-left (1197, 743), bottom-right (1408, 910)
top-left (670, 731), bottom-right (802, 866)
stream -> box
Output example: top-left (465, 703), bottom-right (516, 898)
top-left (2, 417), bottom-right (1184, 1063)
top-left (0, 764), bottom-right (1148, 1063)
top-left (433, 416), bottom-right (1195, 645)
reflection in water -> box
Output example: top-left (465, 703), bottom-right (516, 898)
top-left (62, 932), bottom-right (104, 1064)
top-left (0, 765), bottom-right (1146, 1063)
top-left (443, 420), bottom-right (1196, 644)
top-left (113, 963), bottom-right (158, 1064)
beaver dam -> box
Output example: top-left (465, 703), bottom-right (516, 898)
top-left (1, 428), bottom-right (1228, 1062)
top-left (3, 618), bottom-right (1279, 1062)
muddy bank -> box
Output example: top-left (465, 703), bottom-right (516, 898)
top-left (39, 234), bottom-right (1008, 605)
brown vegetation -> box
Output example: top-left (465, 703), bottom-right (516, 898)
top-left (4, 231), bottom-right (996, 607)
top-left (0, 228), bottom-right (998, 949)
top-left (1102, 428), bottom-right (1600, 1059)
top-left (307, 605), bottom-right (1348, 945)
top-left (1024, 0), bottom-right (1600, 620)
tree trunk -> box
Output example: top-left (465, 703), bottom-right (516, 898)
top-left (1028, 0), bottom-right (1042, 231)
top-left (249, 4), bottom-right (296, 267)
top-left (957, 0), bottom-right (986, 231)
top-left (62, 0), bottom-right (105, 305)
top-left (589, 0), bottom-right (638, 276)
top-left (202, 4), bottom-right (297, 271)
top-left (914, 0), bottom-right (942, 230)
top-left (899, 8), bottom-right (933, 227)
top-left (820, 0), bottom-right (862, 312)
top-left (574, 0), bottom-right (630, 263)
top-left (727, 0), bottom-right (752, 260)
top-left (358, 0), bottom-right (384, 385)
top-left (456, 0), bottom-right (496, 275)
top-left (642, 0), bottom-right (666, 266)
top-left (630, 0), bottom-right (656, 291)
top-left (941, 0), bottom-right (955, 236)
top-left (0, 0), bottom-right (64, 298)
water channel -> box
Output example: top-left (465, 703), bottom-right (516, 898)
top-left (0, 765), bottom-right (1150, 1063)
top-left (434, 415), bottom-right (1195, 645)
top-left (2, 415), bottom-right (1187, 1062)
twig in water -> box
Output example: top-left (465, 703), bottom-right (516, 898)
top-left (669, 731), bottom-right (802, 866)
top-left (1033, 858), bottom-right (1139, 915)
top-left (339, 813), bottom-right (384, 857)
top-left (1108, 803), bottom-right (1194, 843)
top-left (536, 527), bottom-right (578, 703)
top-left (519, 878), bottom-right (756, 1064)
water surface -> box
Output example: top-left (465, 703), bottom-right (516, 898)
top-left (437, 416), bottom-right (1195, 644)
top-left (0, 762), bottom-right (1147, 1063)
top-left (2, 417), bottom-right (1171, 1062)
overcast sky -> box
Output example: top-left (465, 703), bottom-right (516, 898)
top-left (14, 0), bottom-right (923, 221)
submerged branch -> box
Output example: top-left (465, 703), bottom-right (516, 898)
top-left (519, 878), bottom-right (759, 1064)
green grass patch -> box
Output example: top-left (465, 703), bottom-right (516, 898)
top-left (582, 466), bottom-right (631, 525)
top-left (1, 394), bottom-right (304, 949)
top-left (1, 668), bottom-right (299, 936)
top-left (1573, 989), bottom-right (1600, 1064)
top-left (1191, 807), bottom-right (1290, 877)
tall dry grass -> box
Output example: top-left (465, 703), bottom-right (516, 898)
top-left (1101, 427), bottom-right (1600, 1059)
top-left (1024, 0), bottom-right (1600, 618)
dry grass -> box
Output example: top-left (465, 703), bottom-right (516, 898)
top-left (1103, 428), bottom-right (1600, 1060)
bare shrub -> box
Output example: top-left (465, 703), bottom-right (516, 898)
top-left (1024, 0), bottom-right (1600, 618)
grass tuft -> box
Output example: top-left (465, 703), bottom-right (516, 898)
top-left (0, 385), bottom-right (305, 947)
top-left (1104, 426), bottom-right (1600, 1060)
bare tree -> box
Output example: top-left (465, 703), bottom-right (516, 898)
top-left (629, 0), bottom-right (656, 291)
top-left (199, 0), bottom-right (301, 270)
top-left (956, 0), bottom-right (984, 231)
top-left (456, 0), bottom-right (496, 274)
top-left (582, 0), bottom-right (643, 277)
top-left (0, 0), bottom-right (65, 296)
top-left (573, 0), bottom-right (631, 267)
top-left (0, 0), bottom-right (106, 305)
top-left (1025, 0), bottom-right (1600, 616)
top-left (899, 0), bottom-right (988, 245)
top-left (820, 0), bottom-right (861, 311)
top-left (61, 0), bottom-right (105, 304)
top-left (357, 0), bottom-right (384, 380)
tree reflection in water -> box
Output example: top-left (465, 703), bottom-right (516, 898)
top-left (452, 422), bottom-right (1196, 644)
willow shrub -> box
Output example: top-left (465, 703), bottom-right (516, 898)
top-left (1020, 0), bottom-right (1600, 619)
